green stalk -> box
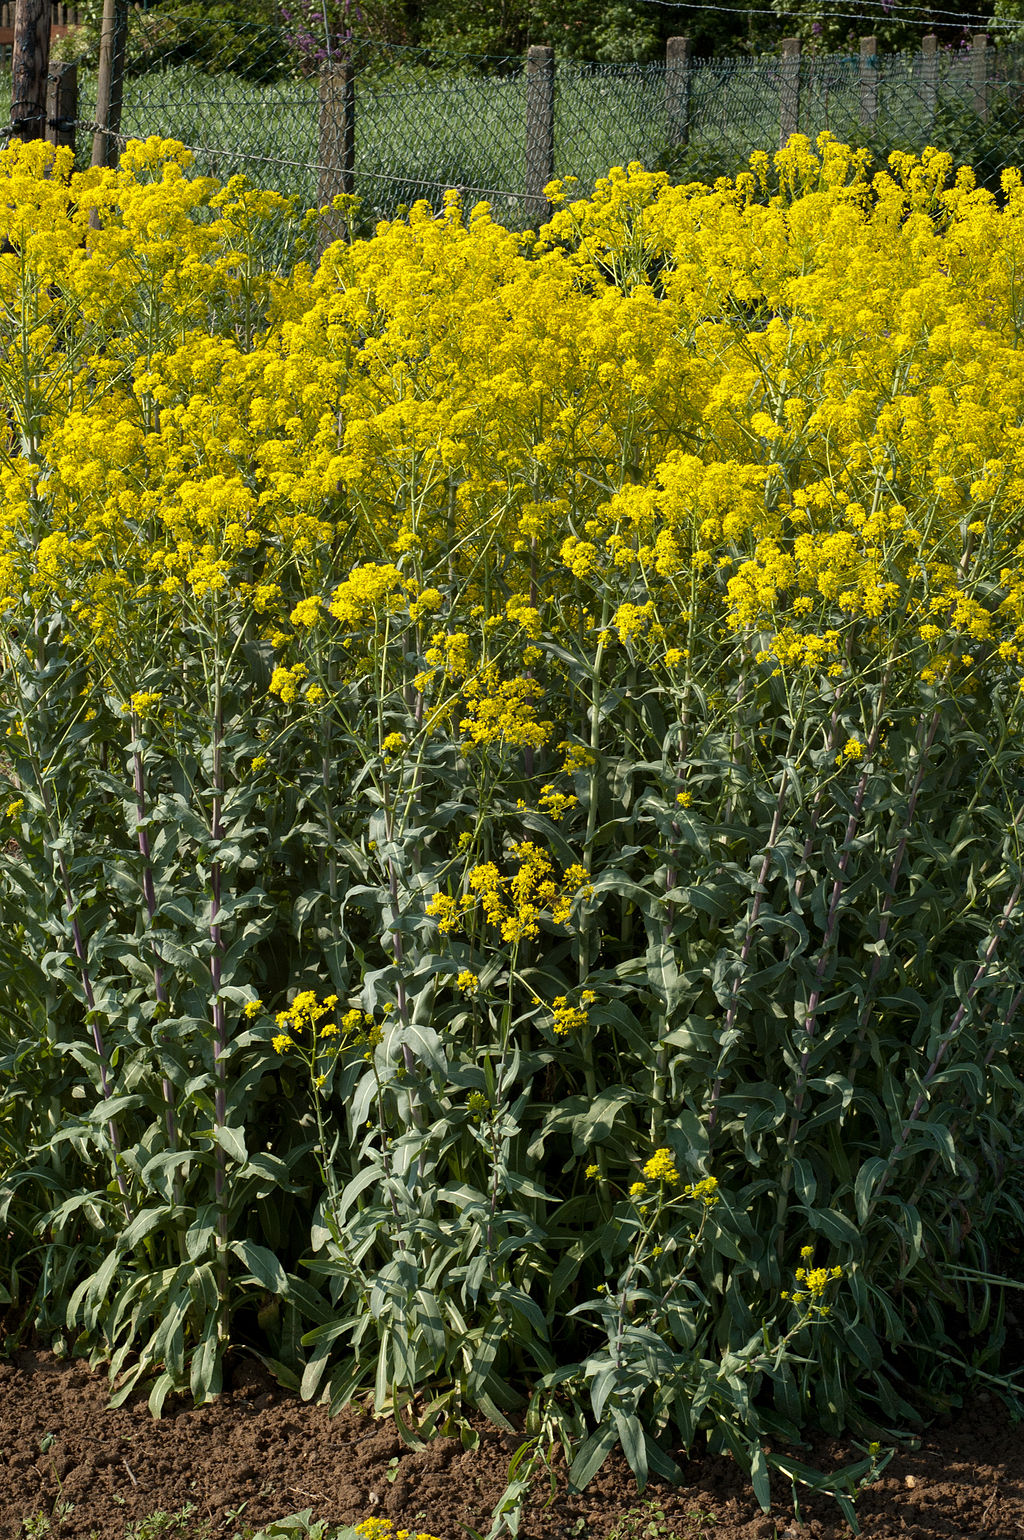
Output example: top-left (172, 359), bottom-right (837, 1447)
top-left (208, 667), bottom-right (229, 1338)
top-left (131, 713), bottom-right (181, 1209)
top-left (580, 598), bottom-right (611, 1105)
top-left (5, 627), bottom-right (130, 1216)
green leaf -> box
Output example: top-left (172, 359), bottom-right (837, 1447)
top-left (213, 1122), bottom-right (249, 1166)
top-left (854, 1156), bottom-right (890, 1225)
top-left (229, 1239), bottom-right (288, 1294)
top-left (611, 1408), bottom-right (648, 1490)
top-left (749, 1441), bottom-right (771, 1513)
top-left (567, 1423), bottom-right (618, 1492)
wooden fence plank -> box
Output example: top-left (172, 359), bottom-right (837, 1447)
top-left (525, 44), bottom-right (554, 213)
top-left (46, 56), bottom-right (76, 151)
top-left (11, 0), bottom-right (51, 141)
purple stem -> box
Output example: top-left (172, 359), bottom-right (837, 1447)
top-left (55, 842), bottom-right (130, 1214)
top-left (904, 985), bottom-right (1024, 1220)
top-left (209, 682), bottom-right (229, 1327)
top-left (21, 630), bottom-right (128, 1212)
top-left (790, 700), bottom-right (846, 907)
top-left (853, 708), bottom-right (941, 1039)
top-left (132, 717), bottom-right (181, 1206)
top-left (384, 780), bottom-right (424, 1170)
top-left (772, 700), bottom-right (891, 1232)
top-left (706, 776), bottom-right (788, 1141)
top-left (787, 673), bottom-right (892, 1079)
top-left (523, 538), bottom-right (538, 781)
top-left (799, 760), bottom-right (873, 1046)
top-left (869, 875), bottom-right (1023, 1216)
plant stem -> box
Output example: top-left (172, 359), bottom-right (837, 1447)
top-left (209, 668), bottom-right (229, 1338)
top-left (131, 713), bottom-right (181, 1208)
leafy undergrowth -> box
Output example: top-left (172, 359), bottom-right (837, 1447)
top-left (2, 131), bottom-right (1024, 1533)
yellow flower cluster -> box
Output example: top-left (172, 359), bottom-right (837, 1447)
top-left (538, 783), bottom-right (578, 821)
top-left (272, 990), bottom-right (338, 1054)
top-left (782, 1253), bottom-right (844, 1312)
top-left (642, 1148), bottom-right (680, 1183)
top-left (426, 842), bottom-right (592, 943)
top-left (458, 667), bottom-right (553, 752)
top-left (628, 1159), bottom-right (720, 1209)
top-left (269, 663), bottom-right (308, 705)
top-left (551, 989), bottom-right (597, 1035)
top-left (355, 1521), bottom-right (444, 1540)
top-left (2, 131), bottom-right (1019, 719)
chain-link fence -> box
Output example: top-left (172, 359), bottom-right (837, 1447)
top-left (7, 7), bottom-right (1024, 229)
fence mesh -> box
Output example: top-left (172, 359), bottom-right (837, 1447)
top-left (10, 6), bottom-right (1024, 229)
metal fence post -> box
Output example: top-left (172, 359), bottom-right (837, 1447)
top-left (92, 0), bottom-right (126, 167)
top-left (859, 36), bottom-right (877, 126)
top-left (972, 32), bottom-right (989, 121)
top-left (780, 36), bottom-right (800, 148)
top-left (46, 56), bottom-right (75, 151)
top-left (666, 35), bottom-right (691, 148)
top-left (525, 44), bottom-right (555, 213)
top-left (921, 32), bottom-right (937, 127)
top-left (11, 0), bottom-right (51, 141)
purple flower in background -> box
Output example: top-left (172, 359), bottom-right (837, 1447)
top-left (279, 0), bottom-right (358, 70)
top-left (812, 21), bottom-right (822, 33)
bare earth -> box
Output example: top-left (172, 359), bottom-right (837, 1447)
top-left (1, 1347), bottom-right (1022, 1540)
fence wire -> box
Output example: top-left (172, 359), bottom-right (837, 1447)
top-left (22, 6), bottom-right (1024, 228)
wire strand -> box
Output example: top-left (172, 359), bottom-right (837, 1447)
top-left (640, 0), bottom-right (1016, 31)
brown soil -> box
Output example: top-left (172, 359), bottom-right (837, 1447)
top-left (1, 1346), bottom-right (1022, 1540)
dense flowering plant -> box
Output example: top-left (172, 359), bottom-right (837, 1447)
top-left (0, 131), bottom-right (1022, 1524)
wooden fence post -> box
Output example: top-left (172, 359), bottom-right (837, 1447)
top-left (11, 0), bottom-right (51, 141)
top-left (666, 35), bottom-right (691, 149)
top-left (921, 32), bottom-right (937, 126)
top-left (92, 0), bottom-right (127, 167)
top-left (46, 56), bottom-right (75, 151)
top-left (859, 36), bottom-right (877, 126)
top-left (317, 57), bottom-right (355, 253)
top-left (972, 31), bottom-right (989, 121)
top-left (525, 44), bottom-right (554, 214)
top-left (780, 36), bottom-right (800, 148)
top-left (318, 58), bottom-right (355, 204)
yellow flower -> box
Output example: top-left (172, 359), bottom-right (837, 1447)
top-left (290, 595), bottom-right (322, 626)
top-left (643, 1148), bottom-right (680, 1184)
top-left (687, 1176), bottom-right (720, 1207)
top-left (836, 737), bottom-right (864, 765)
top-left (539, 783), bottom-right (577, 821)
top-left (551, 994), bottom-right (590, 1035)
top-left (268, 663), bottom-right (308, 705)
